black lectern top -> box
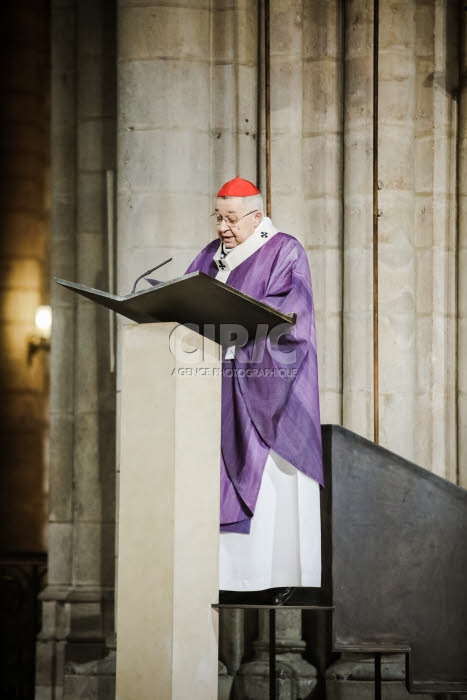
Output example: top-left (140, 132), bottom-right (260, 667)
top-left (56, 271), bottom-right (296, 345)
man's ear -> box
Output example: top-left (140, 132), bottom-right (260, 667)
top-left (254, 210), bottom-right (263, 225)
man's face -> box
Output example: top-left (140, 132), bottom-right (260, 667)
top-left (215, 197), bottom-right (263, 249)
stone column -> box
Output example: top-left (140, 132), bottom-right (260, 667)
top-left (302, 0), bottom-right (343, 424)
top-left (413, 0), bottom-right (437, 473)
top-left (427, 1), bottom-right (458, 482)
top-left (117, 0), bottom-right (213, 287)
top-left (37, 0), bottom-right (117, 697)
top-left (378, 0), bottom-right (416, 461)
top-left (458, 0), bottom-right (467, 489)
top-left (342, 0), bottom-right (375, 439)
top-left (269, 0), bottom-right (304, 230)
top-left (63, 1), bottom-right (117, 695)
top-left (115, 0), bottom-right (260, 276)
top-left (413, 0), bottom-right (458, 480)
top-left (36, 2), bottom-right (77, 697)
top-left (211, 0), bottom-right (259, 187)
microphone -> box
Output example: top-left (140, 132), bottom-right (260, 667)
top-left (131, 258), bottom-right (173, 294)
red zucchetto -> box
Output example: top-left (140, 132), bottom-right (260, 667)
top-left (217, 177), bottom-right (260, 197)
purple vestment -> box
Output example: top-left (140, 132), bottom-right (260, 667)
top-left (186, 232), bottom-right (323, 534)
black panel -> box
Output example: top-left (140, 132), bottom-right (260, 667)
top-left (322, 425), bottom-right (467, 693)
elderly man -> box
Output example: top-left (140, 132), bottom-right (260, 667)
top-left (186, 177), bottom-right (323, 603)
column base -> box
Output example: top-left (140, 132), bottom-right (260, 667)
top-left (35, 585), bottom-right (114, 700)
top-left (64, 651), bottom-right (116, 700)
top-left (233, 652), bottom-right (318, 700)
top-left (219, 660), bottom-right (234, 700)
top-left (325, 654), bottom-right (436, 700)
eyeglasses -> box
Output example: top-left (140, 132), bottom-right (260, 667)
top-left (211, 209), bottom-right (258, 226)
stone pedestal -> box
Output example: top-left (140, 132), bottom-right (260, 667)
top-left (325, 654), bottom-right (435, 700)
top-left (64, 651), bottom-right (116, 700)
top-left (116, 323), bottom-right (221, 700)
top-left (233, 609), bottom-right (317, 700)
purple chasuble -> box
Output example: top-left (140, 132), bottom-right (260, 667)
top-left (186, 232), bottom-right (323, 534)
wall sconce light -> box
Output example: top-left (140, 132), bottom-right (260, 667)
top-left (28, 305), bottom-right (52, 364)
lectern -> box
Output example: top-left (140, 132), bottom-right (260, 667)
top-left (117, 323), bottom-right (221, 699)
top-left (56, 273), bottom-right (296, 700)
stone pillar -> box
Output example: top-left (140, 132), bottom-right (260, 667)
top-left (211, 0), bottom-right (259, 187)
top-left (117, 0), bottom-right (213, 286)
top-left (458, 0), bottom-right (467, 489)
top-left (428, 0), bottom-right (458, 483)
top-left (36, 0), bottom-right (117, 697)
top-left (269, 0), bottom-right (304, 230)
top-left (413, 0), bottom-right (437, 474)
top-left (342, 0), bottom-right (375, 439)
top-left (378, 0), bottom-right (416, 460)
top-left (302, 0), bottom-right (343, 424)
top-left (413, 0), bottom-right (458, 480)
top-left (62, 0), bottom-right (116, 694)
top-left (36, 1), bottom-right (77, 697)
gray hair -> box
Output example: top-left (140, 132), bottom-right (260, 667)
top-left (218, 193), bottom-right (264, 216)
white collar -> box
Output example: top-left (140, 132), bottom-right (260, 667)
top-left (213, 217), bottom-right (279, 273)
